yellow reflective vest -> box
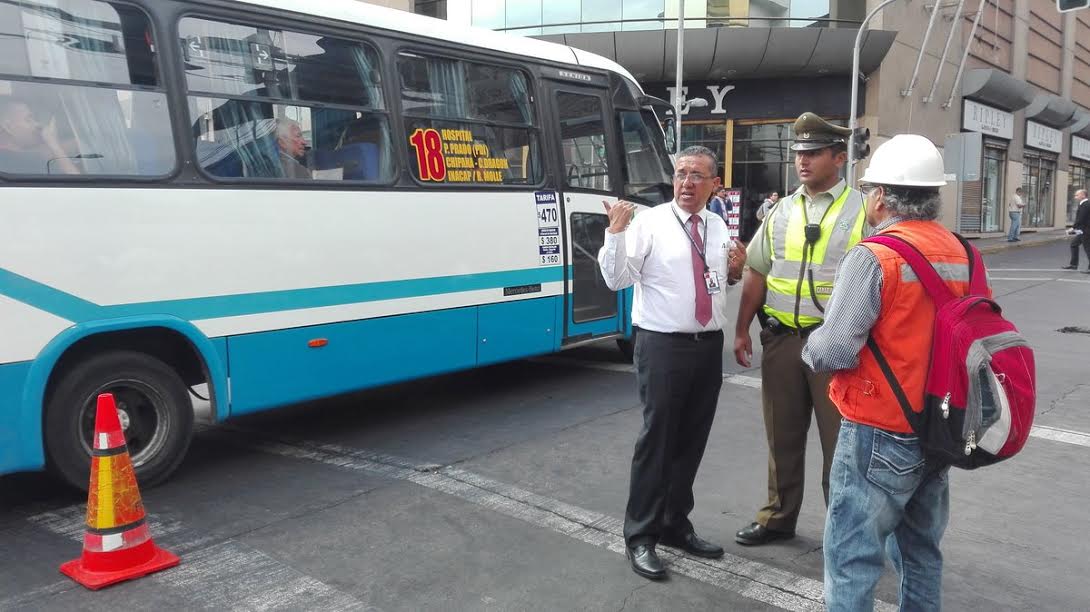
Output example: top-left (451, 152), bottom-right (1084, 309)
top-left (763, 186), bottom-right (866, 329)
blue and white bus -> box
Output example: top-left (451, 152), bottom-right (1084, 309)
top-left (0, 0), bottom-right (675, 488)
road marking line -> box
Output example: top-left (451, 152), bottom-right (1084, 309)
top-left (1029, 425), bottom-right (1090, 448)
top-left (989, 276), bottom-right (1058, 281)
top-left (25, 506), bottom-right (365, 611)
top-left (538, 358), bottom-right (1090, 450)
top-left (988, 276), bottom-right (1090, 283)
top-left (988, 268), bottom-right (1084, 272)
top-left (241, 435), bottom-right (896, 612)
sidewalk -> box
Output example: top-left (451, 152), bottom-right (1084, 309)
top-left (966, 228), bottom-right (1070, 255)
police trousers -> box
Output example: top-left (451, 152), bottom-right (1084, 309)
top-left (756, 329), bottom-right (841, 532)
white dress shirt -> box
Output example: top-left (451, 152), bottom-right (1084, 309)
top-left (597, 201), bottom-right (733, 334)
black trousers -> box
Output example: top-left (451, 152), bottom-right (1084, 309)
top-left (1070, 233), bottom-right (1090, 268)
top-left (623, 328), bottom-right (723, 547)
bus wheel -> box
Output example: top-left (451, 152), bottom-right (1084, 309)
top-left (45, 351), bottom-right (194, 491)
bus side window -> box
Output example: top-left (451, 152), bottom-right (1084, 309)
top-left (557, 92), bottom-right (611, 193)
top-left (397, 52), bottom-right (541, 186)
top-left (179, 17), bottom-right (393, 184)
top-left (0, 0), bottom-right (174, 178)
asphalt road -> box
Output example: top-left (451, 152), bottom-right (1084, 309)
top-left (2, 240), bottom-right (1088, 611)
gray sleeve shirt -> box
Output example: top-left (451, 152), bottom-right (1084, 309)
top-left (801, 216), bottom-right (906, 372)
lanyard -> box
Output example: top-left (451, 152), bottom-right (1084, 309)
top-left (672, 207), bottom-right (709, 272)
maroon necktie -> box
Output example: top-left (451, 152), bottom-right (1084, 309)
top-left (690, 214), bottom-right (712, 326)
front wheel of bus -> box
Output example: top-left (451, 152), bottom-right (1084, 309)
top-left (45, 351), bottom-right (194, 491)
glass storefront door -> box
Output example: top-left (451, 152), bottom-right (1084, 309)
top-left (680, 121), bottom-right (728, 180)
top-left (1022, 153), bottom-right (1056, 228)
top-left (981, 146), bottom-right (1005, 233)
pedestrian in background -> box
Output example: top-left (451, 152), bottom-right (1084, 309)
top-left (733, 113), bottom-right (867, 547)
top-left (598, 146), bottom-right (745, 581)
top-left (1007, 186), bottom-right (1025, 242)
top-left (803, 134), bottom-right (980, 610)
top-left (1062, 189), bottom-right (1089, 272)
top-left (707, 186), bottom-right (730, 221)
top-left (756, 191), bottom-right (779, 222)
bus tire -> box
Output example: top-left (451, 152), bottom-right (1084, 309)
top-left (45, 350), bottom-right (194, 491)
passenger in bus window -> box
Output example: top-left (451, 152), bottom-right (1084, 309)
top-left (276, 118), bottom-right (311, 179)
top-left (0, 99), bottom-right (80, 175)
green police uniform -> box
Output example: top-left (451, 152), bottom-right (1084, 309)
top-left (740, 113), bottom-right (869, 542)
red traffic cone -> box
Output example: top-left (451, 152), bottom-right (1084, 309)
top-left (60, 393), bottom-right (180, 590)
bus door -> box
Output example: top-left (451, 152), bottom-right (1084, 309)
top-left (544, 78), bottom-right (627, 345)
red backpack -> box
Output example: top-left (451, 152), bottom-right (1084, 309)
top-left (862, 234), bottom-right (1036, 469)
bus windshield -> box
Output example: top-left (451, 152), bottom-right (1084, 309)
top-left (618, 109), bottom-right (673, 206)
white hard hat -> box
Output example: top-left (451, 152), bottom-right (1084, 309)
top-left (858, 134), bottom-right (947, 188)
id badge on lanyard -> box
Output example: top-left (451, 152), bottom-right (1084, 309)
top-left (674, 209), bottom-right (719, 295)
top-left (704, 270), bottom-right (721, 295)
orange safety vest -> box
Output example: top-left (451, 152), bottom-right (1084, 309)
top-left (829, 220), bottom-right (984, 433)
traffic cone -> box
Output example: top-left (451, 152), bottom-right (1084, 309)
top-left (60, 393), bottom-right (179, 590)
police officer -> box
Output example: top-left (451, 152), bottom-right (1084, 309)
top-left (732, 113), bottom-right (868, 546)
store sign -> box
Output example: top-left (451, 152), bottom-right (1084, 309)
top-left (644, 77), bottom-right (854, 121)
top-left (1073, 135), bottom-right (1090, 162)
top-left (962, 99), bottom-right (1013, 139)
top-left (1026, 121), bottom-right (1062, 153)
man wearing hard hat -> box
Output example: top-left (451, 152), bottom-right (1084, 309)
top-left (732, 113), bottom-right (868, 546)
top-left (802, 135), bottom-right (975, 609)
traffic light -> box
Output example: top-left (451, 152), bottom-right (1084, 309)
top-left (1058, 0), bottom-right (1090, 12)
top-left (852, 127), bottom-right (872, 162)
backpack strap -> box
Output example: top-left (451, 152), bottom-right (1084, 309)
top-left (953, 233), bottom-right (989, 297)
top-left (861, 234), bottom-right (956, 306)
top-left (865, 337), bottom-right (921, 432)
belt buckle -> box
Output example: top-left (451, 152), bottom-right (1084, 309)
top-left (691, 332), bottom-right (701, 341)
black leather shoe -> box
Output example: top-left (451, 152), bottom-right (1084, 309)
top-left (1061, 265), bottom-right (1077, 270)
top-left (626, 544), bottom-right (666, 580)
top-left (660, 531), bottom-right (725, 558)
top-left (734, 522), bottom-right (795, 546)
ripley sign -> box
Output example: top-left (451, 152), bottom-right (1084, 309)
top-left (643, 77), bottom-right (855, 121)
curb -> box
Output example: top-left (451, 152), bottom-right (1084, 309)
top-left (973, 233), bottom-right (1070, 256)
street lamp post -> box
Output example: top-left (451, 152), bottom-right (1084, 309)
top-left (847, 0), bottom-right (901, 185)
top-left (674, 0), bottom-right (685, 155)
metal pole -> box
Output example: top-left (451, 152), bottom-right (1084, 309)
top-left (902, 0), bottom-right (943, 97)
top-left (848, 0), bottom-right (902, 185)
top-left (675, 0), bottom-right (685, 155)
top-left (943, 0), bottom-right (987, 109)
top-left (923, 0), bottom-right (966, 103)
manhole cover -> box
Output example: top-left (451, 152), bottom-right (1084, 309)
top-left (1057, 326), bottom-right (1090, 335)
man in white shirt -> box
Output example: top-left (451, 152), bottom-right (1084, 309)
top-left (598, 146), bottom-right (746, 580)
top-left (1007, 187), bottom-right (1025, 242)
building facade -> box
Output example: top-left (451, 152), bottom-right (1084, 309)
top-left (405, 0), bottom-right (1087, 237)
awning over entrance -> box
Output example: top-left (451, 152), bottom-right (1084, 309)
top-left (1068, 109), bottom-right (1090, 138)
top-left (535, 27), bottom-right (896, 82)
top-left (960, 69), bottom-right (1035, 112)
top-left (1025, 93), bottom-right (1079, 129)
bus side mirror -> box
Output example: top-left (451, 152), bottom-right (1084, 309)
top-left (663, 116), bottom-right (677, 153)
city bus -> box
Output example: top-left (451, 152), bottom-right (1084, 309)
top-left (0, 0), bottom-right (675, 488)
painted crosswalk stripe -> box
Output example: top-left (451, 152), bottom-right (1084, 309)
top-left (25, 505), bottom-right (365, 611)
top-left (536, 357), bottom-right (1090, 450)
top-left (235, 433), bottom-right (897, 612)
top-left (1029, 425), bottom-right (1090, 448)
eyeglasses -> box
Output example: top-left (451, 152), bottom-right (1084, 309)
top-left (859, 183), bottom-right (881, 196)
top-left (673, 171), bottom-right (711, 183)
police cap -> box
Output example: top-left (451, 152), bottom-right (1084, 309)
top-left (790, 112), bottom-right (852, 151)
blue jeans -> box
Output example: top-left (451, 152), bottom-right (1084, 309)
top-left (1008, 212), bottom-right (1022, 240)
top-left (824, 420), bottom-right (950, 612)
